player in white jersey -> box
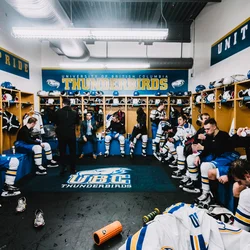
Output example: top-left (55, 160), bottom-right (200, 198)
top-left (229, 159), bottom-right (250, 231)
top-left (119, 202), bottom-right (250, 250)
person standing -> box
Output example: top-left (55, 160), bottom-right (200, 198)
top-left (54, 98), bottom-right (79, 174)
top-left (79, 112), bottom-right (98, 159)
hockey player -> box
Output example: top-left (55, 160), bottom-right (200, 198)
top-left (119, 202), bottom-right (250, 250)
top-left (149, 101), bottom-right (167, 157)
top-left (0, 155), bottom-right (20, 197)
top-left (104, 115), bottom-right (125, 158)
top-left (187, 118), bottom-right (239, 206)
top-left (129, 107), bottom-right (148, 157)
top-left (156, 122), bottom-right (177, 164)
top-left (168, 114), bottom-right (196, 179)
top-left (229, 159), bottom-right (250, 231)
top-left (180, 113), bottom-right (210, 191)
top-left (15, 117), bottom-right (58, 175)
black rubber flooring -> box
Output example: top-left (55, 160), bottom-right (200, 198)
top-left (0, 156), bottom-right (198, 250)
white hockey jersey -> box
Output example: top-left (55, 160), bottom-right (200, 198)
top-left (119, 203), bottom-right (250, 250)
top-left (173, 123), bottom-right (196, 145)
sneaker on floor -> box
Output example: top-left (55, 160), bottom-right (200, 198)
top-left (34, 209), bottom-right (45, 228)
top-left (47, 160), bottom-right (59, 168)
top-left (183, 179), bottom-right (200, 193)
top-left (179, 176), bottom-right (190, 188)
top-left (171, 169), bottom-right (185, 179)
top-left (36, 166), bottom-right (47, 175)
top-left (153, 152), bottom-right (161, 161)
top-left (1, 183), bottom-right (21, 197)
top-left (16, 197), bottom-right (27, 212)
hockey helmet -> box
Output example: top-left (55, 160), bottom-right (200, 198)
top-left (68, 91), bottom-right (74, 96)
top-left (223, 76), bottom-right (234, 85)
top-left (61, 91), bottom-right (67, 96)
top-left (1, 81), bottom-right (14, 89)
top-left (195, 95), bottom-right (202, 103)
top-left (74, 91), bottom-right (80, 96)
top-left (231, 74), bottom-right (248, 83)
top-left (205, 93), bottom-right (215, 103)
top-left (37, 90), bottom-right (49, 96)
top-left (3, 93), bottom-right (13, 101)
top-left (195, 85), bottom-right (206, 93)
top-left (155, 99), bottom-right (161, 106)
top-left (208, 205), bottom-right (234, 224)
top-left (155, 91), bottom-right (161, 96)
top-left (90, 90), bottom-right (96, 96)
top-left (247, 70), bottom-right (250, 79)
top-left (133, 91), bottom-right (140, 96)
top-left (113, 91), bottom-right (119, 96)
top-left (214, 79), bottom-right (223, 88)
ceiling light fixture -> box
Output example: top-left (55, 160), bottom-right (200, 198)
top-left (12, 27), bottom-right (169, 41)
top-left (59, 62), bottom-right (150, 69)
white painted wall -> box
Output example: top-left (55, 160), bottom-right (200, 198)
top-left (0, 1), bottom-right (42, 110)
top-left (189, 0), bottom-right (250, 92)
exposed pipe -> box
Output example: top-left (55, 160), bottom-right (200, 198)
top-left (5, 0), bottom-right (90, 59)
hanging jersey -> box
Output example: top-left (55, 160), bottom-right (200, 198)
top-left (150, 109), bottom-right (166, 126)
top-left (23, 112), bottom-right (45, 134)
top-left (119, 203), bottom-right (250, 250)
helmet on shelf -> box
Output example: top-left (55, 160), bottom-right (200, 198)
top-left (155, 91), bottom-right (161, 96)
top-left (113, 91), bottom-right (119, 96)
top-left (133, 91), bottom-right (140, 96)
top-left (195, 85), bottom-right (206, 93)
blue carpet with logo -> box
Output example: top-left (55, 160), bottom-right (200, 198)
top-left (20, 156), bottom-right (176, 192)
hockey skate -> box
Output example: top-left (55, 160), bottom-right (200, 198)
top-left (1, 183), bottom-right (21, 197)
top-left (183, 179), bottom-right (200, 193)
top-left (194, 191), bottom-right (215, 209)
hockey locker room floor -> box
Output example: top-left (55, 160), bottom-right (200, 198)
top-left (0, 156), bottom-right (197, 250)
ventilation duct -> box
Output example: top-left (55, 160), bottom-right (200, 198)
top-left (86, 57), bottom-right (193, 69)
top-left (5, 0), bottom-right (90, 59)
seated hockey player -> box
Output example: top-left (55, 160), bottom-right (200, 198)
top-left (104, 115), bottom-right (125, 158)
top-left (15, 117), bottom-right (58, 175)
top-left (179, 113), bottom-right (210, 191)
top-left (0, 155), bottom-right (20, 197)
top-left (185, 118), bottom-right (240, 206)
top-left (229, 159), bottom-right (250, 231)
top-left (150, 101), bottom-right (167, 156)
top-left (156, 122), bottom-right (177, 164)
top-left (119, 202), bottom-right (250, 250)
top-left (129, 107), bottom-right (148, 158)
top-left (168, 114), bottom-right (196, 179)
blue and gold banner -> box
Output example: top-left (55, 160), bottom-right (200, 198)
top-left (0, 47), bottom-right (29, 79)
top-left (42, 68), bottom-right (188, 95)
top-left (211, 17), bottom-right (250, 66)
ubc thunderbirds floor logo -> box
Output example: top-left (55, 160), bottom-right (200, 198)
top-left (61, 168), bottom-right (132, 189)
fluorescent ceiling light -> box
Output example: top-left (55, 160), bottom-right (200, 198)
top-left (59, 62), bottom-right (150, 69)
top-left (12, 27), bottom-right (168, 41)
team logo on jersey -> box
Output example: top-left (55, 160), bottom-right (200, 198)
top-left (62, 167), bottom-right (132, 189)
top-left (161, 247), bottom-right (173, 250)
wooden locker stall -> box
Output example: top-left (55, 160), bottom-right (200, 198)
top-left (126, 96), bottom-right (148, 136)
top-left (1, 88), bottom-right (21, 152)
